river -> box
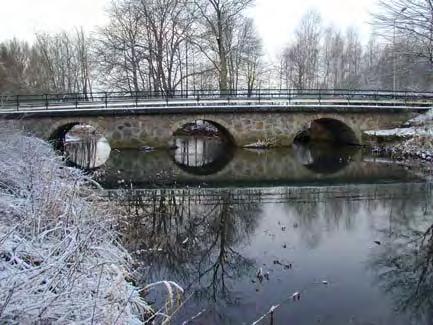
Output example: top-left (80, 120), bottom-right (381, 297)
top-left (66, 134), bottom-right (433, 324)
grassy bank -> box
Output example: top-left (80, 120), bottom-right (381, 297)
top-left (0, 128), bottom-right (181, 323)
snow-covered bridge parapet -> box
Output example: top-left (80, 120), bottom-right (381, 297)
top-left (0, 103), bottom-right (425, 149)
top-left (1, 89), bottom-right (433, 112)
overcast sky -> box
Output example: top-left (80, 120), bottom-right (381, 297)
top-left (1, 0), bottom-right (379, 57)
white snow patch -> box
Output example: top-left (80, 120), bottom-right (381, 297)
top-left (407, 108), bottom-right (433, 126)
top-left (365, 127), bottom-right (433, 138)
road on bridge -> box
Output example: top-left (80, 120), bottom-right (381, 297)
top-left (1, 89), bottom-right (432, 114)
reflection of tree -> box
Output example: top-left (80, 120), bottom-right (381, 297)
top-left (192, 192), bottom-right (256, 304)
top-left (281, 185), bottom-right (430, 249)
top-left (65, 135), bottom-right (110, 169)
top-left (281, 187), bottom-right (363, 248)
top-left (368, 187), bottom-right (433, 323)
top-left (115, 188), bottom-right (262, 308)
top-left (65, 136), bottom-right (98, 169)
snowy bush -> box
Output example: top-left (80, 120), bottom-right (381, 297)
top-left (0, 128), bottom-right (182, 323)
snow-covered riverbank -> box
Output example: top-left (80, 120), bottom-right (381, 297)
top-left (366, 109), bottom-right (433, 165)
top-left (0, 128), bottom-right (181, 323)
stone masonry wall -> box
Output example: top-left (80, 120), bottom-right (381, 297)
top-left (13, 110), bottom-right (414, 149)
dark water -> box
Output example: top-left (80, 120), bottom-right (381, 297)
top-left (113, 184), bottom-right (433, 325)
top-left (71, 134), bottom-right (433, 324)
top-left (96, 137), bottom-right (418, 189)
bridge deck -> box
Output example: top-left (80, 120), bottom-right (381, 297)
top-left (1, 89), bottom-right (433, 115)
top-left (0, 98), bottom-right (431, 118)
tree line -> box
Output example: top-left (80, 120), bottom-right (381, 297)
top-left (0, 0), bottom-right (432, 96)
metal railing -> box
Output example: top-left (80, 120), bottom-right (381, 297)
top-left (1, 88), bottom-right (433, 112)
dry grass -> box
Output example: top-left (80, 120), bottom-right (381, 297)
top-left (0, 127), bottom-right (182, 324)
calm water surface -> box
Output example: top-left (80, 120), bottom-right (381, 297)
top-left (70, 134), bottom-right (433, 324)
top-left (113, 184), bottom-right (433, 325)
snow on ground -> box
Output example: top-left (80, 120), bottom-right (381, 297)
top-left (365, 126), bottom-right (433, 138)
top-left (379, 135), bottom-right (433, 161)
top-left (0, 127), bottom-right (182, 323)
top-left (366, 109), bottom-right (433, 162)
top-left (407, 108), bottom-right (433, 126)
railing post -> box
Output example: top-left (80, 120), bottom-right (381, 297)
top-left (75, 93), bottom-right (78, 109)
top-left (135, 91), bottom-right (138, 108)
top-left (104, 92), bottom-right (108, 108)
top-left (16, 95), bottom-right (19, 111)
top-left (45, 94), bottom-right (48, 110)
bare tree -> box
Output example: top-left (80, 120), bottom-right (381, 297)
top-left (371, 1), bottom-right (433, 90)
top-left (140, 0), bottom-right (196, 95)
top-left (320, 26), bottom-right (345, 88)
top-left (340, 27), bottom-right (363, 88)
top-left (97, 0), bottom-right (199, 95)
top-left (96, 0), bottom-right (146, 92)
top-left (361, 36), bottom-right (382, 88)
top-left (223, 17), bottom-right (263, 92)
top-left (281, 10), bottom-right (322, 89)
top-left (0, 31), bottom-right (93, 96)
top-left (239, 19), bottom-right (263, 94)
top-left (75, 28), bottom-right (93, 97)
top-left (373, 0), bottom-right (433, 65)
top-left (0, 39), bottom-right (32, 95)
top-left (31, 31), bottom-right (93, 95)
top-left (192, 0), bottom-right (254, 92)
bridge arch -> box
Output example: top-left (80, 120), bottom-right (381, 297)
top-left (171, 118), bottom-right (235, 145)
top-left (169, 118), bottom-right (235, 175)
top-left (294, 117), bottom-right (360, 146)
top-left (48, 121), bottom-right (107, 151)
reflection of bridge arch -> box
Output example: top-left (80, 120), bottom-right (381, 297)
top-left (294, 117), bottom-right (360, 146)
top-left (99, 147), bottom-right (417, 189)
top-left (293, 142), bottom-right (360, 175)
top-left (171, 140), bottom-right (235, 176)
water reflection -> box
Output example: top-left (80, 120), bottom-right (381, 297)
top-left (99, 148), bottom-right (418, 189)
top-left (293, 142), bottom-right (360, 174)
top-left (171, 136), bottom-right (234, 175)
top-left (369, 185), bottom-right (433, 324)
top-left (113, 188), bottom-right (262, 322)
top-left (64, 125), bottom-right (111, 169)
top-left (110, 183), bottom-right (433, 324)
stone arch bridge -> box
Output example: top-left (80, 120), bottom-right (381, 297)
top-left (0, 104), bottom-right (426, 149)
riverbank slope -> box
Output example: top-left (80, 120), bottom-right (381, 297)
top-left (0, 128), bottom-right (150, 323)
top-left (365, 108), bottom-right (433, 174)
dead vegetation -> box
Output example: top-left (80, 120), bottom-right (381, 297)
top-left (0, 127), bottom-right (182, 324)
